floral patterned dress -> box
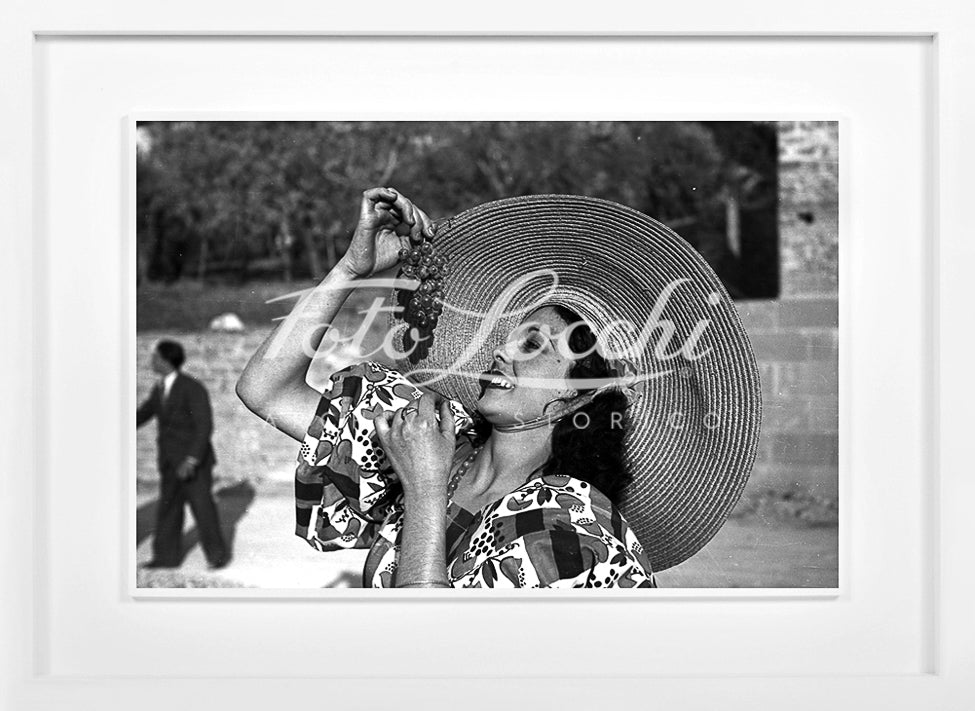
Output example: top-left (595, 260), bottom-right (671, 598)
top-left (294, 361), bottom-right (656, 588)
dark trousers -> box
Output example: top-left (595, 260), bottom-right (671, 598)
top-left (153, 462), bottom-right (229, 566)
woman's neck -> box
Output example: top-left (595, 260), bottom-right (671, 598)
top-left (467, 426), bottom-right (552, 499)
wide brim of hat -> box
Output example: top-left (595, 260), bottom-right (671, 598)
top-left (388, 194), bottom-right (762, 572)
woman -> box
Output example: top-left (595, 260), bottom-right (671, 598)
top-left (237, 187), bottom-right (761, 588)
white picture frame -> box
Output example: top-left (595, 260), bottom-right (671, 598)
top-left (124, 113), bottom-right (843, 599)
top-left (2, 1), bottom-right (971, 708)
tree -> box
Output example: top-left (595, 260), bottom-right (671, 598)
top-left (137, 120), bottom-right (778, 296)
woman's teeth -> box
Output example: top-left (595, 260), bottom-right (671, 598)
top-left (486, 375), bottom-right (514, 389)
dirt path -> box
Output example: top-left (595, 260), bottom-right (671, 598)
top-left (136, 484), bottom-right (837, 590)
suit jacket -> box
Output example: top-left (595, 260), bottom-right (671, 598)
top-left (137, 372), bottom-right (216, 470)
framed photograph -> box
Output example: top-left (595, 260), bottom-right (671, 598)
top-left (3, 1), bottom-right (972, 709)
top-left (131, 117), bottom-right (837, 595)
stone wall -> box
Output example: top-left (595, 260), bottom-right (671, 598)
top-left (737, 121), bottom-right (838, 501)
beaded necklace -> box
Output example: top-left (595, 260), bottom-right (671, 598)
top-left (445, 444), bottom-right (482, 511)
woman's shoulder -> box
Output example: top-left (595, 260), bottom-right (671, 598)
top-left (452, 472), bottom-right (654, 587)
top-left (482, 473), bottom-right (620, 535)
top-left (489, 473), bottom-right (649, 555)
top-left (321, 360), bottom-right (418, 395)
top-left (318, 361), bottom-right (472, 415)
top-left (502, 471), bottom-right (614, 511)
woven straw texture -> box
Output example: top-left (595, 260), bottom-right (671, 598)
top-left (388, 195), bottom-right (762, 572)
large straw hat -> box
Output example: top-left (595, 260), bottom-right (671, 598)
top-left (388, 194), bottom-right (762, 572)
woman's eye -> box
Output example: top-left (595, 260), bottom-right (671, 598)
top-left (520, 337), bottom-right (544, 353)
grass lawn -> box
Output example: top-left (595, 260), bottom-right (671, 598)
top-left (138, 279), bottom-right (319, 332)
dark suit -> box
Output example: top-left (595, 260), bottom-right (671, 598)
top-left (137, 371), bottom-right (228, 566)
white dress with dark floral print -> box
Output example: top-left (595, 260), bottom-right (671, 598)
top-left (294, 361), bottom-right (656, 588)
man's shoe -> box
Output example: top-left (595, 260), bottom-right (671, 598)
top-left (208, 555), bottom-right (232, 571)
top-left (141, 560), bottom-right (179, 569)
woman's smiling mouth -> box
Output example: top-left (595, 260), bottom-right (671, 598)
top-left (481, 368), bottom-right (515, 390)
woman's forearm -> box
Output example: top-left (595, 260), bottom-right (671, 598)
top-left (238, 188), bottom-right (430, 440)
top-left (236, 261), bottom-right (358, 420)
top-left (396, 492), bottom-right (450, 587)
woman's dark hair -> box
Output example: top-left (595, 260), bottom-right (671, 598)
top-left (155, 340), bottom-right (186, 370)
top-left (542, 305), bottom-right (632, 504)
top-left (471, 305), bottom-right (632, 504)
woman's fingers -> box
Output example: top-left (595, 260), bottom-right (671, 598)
top-left (374, 188), bottom-right (434, 245)
top-left (375, 407), bottom-right (403, 444)
top-left (363, 187), bottom-right (413, 234)
top-left (360, 187), bottom-right (397, 224)
top-left (414, 391), bottom-right (436, 422)
top-left (374, 408), bottom-right (392, 443)
top-left (375, 202), bottom-right (413, 246)
top-left (388, 189), bottom-right (431, 244)
top-left (356, 186), bottom-right (433, 267)
top-left (414, 206), bottom-right (435, 241)
top-left (438, 399), bottom-right (456, 438)
top-left (406, 204), bottom-right (426, 243)
top-left (386, 189), bottom-right (415, 225)
top-left (373, 204), bottom-right (400, 230)
top-left (363, 186), bottom-right (399, 204)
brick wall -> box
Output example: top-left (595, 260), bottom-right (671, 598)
top-left (738, 121), bottom-right (838, 500)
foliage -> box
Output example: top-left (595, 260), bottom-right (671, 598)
top-left (137, 121), bottom-right (778, 293)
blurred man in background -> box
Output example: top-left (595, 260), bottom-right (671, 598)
top-left (137, 339), bottom-right (230, 569)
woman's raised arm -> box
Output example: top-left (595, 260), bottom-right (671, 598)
top-left (236, 187), bottom-right (434, 441)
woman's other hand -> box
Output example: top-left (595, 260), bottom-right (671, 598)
top-left (374, 392), bottom-right (456, 500)
top-left (337, 187), bottom-right (435, 278)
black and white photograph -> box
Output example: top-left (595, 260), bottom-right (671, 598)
top-left (10, 7), bottom-right (973, 708)
top-left (134, 120), bottom-right (839, 590)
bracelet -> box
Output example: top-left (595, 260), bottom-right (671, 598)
top-left (397, 580), bottom-right (452, 588)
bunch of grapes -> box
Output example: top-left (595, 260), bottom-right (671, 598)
top-left (396, 235), bottom-right (449, 363)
